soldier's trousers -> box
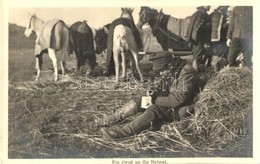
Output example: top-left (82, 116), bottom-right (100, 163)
top-left (227, 38), bottom-right (253, 67)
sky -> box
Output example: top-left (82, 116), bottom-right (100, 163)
top-left (9, 6), bottom-right (219, 29)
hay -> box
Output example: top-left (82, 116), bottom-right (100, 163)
top-left (161, 67), bottom-right (253, 153)
top-left (88, 67), bottom-right (253, 155)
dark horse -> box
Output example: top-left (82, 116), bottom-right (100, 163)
top-left (137, 6), bottom-right (192, 53)
top-left (70, 21), bottom-right (96, 74)
top-left (137, 6), bottom-right (214, 62)
top-left (95, 23), bottom-right (110, 55)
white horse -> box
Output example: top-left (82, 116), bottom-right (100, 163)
top-left (113, 8), bottom-right (144, 84)
top-left (24, 14), bottom-right (69, 81)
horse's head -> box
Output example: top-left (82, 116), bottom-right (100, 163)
top-left (24, 14), bottom-right (36, 37)
top-left (137, 6), bottom-right (158, 28)
top-left (94, 26), bottom-right (108, 54)
top-left (24, 14), bottom-right (44, 37)
top-left (120, 7), bottom-right (134, 22)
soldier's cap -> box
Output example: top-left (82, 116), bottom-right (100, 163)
top-left (149, 51), bottom-right (174, 71)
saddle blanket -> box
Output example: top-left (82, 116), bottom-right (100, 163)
top-left (35, 19), bottom-right (64, 56)
top-left (167, 16), bottom-right (190, 41)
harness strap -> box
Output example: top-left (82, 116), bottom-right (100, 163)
top-left (152, 9), bottom-right (164, 35)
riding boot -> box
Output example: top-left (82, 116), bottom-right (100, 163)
top-left (95, 100), bottom-right (139, 126)
top-left (101, 109), bottom-right (155, 139)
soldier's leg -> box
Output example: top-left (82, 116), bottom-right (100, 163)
top-left (95, 96), bottom-right (143, 126)
top-left (242, 38), bottom-right (253, 67)
top-left (227, 38), bottom-right (241, 67)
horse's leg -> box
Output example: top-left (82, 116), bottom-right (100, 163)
top-left (130, 58), bottom-right (135, 76)
top-left (61, 60), bottom-right (66, 75)
top-left (113, 50), bottom-right (120, 84)
top-left (61, 27), bottom-right (69, 75)
top-left (75, 50), bottom-right (80, 70)
top-left (48, 48), bottom-right (58, 81)
top-left (130, 50), bottom-right (144, 82)
top-left (121, 51), bottom-right (126, 80)
top-left (35, 54), bottom-right (43, 81)
top-left (88, 52), bottom-right (97, 76)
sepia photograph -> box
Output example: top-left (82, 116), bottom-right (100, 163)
top-left (1, 0), bottom-right (259, 163)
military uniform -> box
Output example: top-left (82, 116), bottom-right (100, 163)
top-left (209, 6), bottom-right (229, 72)
top-left (226, 6), bottom-right (253, 67)
top-left (186, 6), bottom-right (211, 71)
top-left (97, 51), bottom-right (199, 139)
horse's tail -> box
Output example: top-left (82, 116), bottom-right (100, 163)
top-left (68, 28), bottom-right (75, 56)
top-left (117, 35), bottom-right (128, 51)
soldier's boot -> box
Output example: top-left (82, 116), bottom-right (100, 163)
top-left (101, 109), bottom-right (155, 139)
top-left (95, 100), bottom-right (139, 127)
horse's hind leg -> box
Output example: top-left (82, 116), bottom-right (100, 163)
top-left (87, 52), bottom-right (97, 76)
top-left (61, 27), bottom-right (69, 75)
top-left (48, 48), bottom-right (59, 81)
top-left (61, 60), bottom-right (66, 75)
top-left (35, 53), bottom-right (43, 81)
top-left (113, 50), bottom-right (120, 84)
top-left (121, 51), bottom-right (126, 80)
top-left (131, 50), bottom-right (144, 82)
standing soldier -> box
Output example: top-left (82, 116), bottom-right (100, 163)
top-left (186, 6), bottom-right (211, 72)
top-left (226, 6), bottom-right (253, 67)
top-left (209, 6), bottom-right (230, 72)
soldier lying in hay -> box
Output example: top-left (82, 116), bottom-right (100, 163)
top-left (96, 51), bottom-right (200, 139)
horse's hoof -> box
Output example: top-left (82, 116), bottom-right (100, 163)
top-left (120, 77), bottom-right (127, 82)
top-left (54, 77), bottom-right (59, 82)
top-left (140, 78), bottom-right (144, 82)
top-left (114, 83), bottom-right (120, 89)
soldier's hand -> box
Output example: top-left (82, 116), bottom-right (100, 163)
top-left (150, 91), bottom-right (161, 104)
top-left (226, 39), bottom-right (231, 47)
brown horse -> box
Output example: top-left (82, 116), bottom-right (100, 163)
top-left (112, 8), bottom-right (144, 84)
top-left (70, 21), bottom-right (96, 75)
top-left (24, 14), bottom-right (70, 81)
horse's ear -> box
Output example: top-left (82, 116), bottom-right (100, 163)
top-left (121, 8), bottom-right (125, 12)
top-left (131, 8), bottom-right (134, 13)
